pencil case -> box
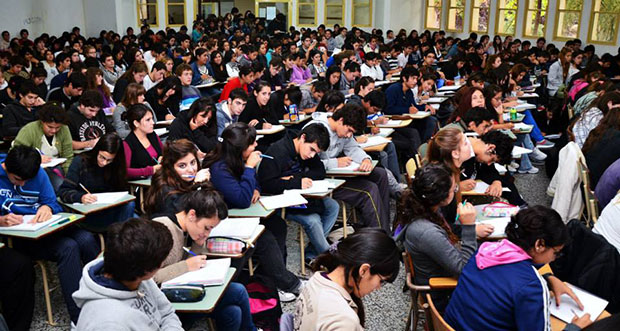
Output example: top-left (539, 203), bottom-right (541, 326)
top-left (482, 202), bottom-right (519, 217)
top-left (206, 236), bottom-right (248, 254)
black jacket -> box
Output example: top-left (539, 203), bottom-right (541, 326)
top-left (112, 77), bottom-right (130, 104)
top-left (584, 128), bottom-right (620, 188)
top-left (239, 97), bottom-right (279, 129)
top-left (47, 87), bottom-right (75, 110)
top-left (57, 155), bottom-right (122, 203)
top-left (67, 103), bottom-right (114, 141)
top-left (167, 110), bottom-right (217, 153)
top-left (2, 102), bottom-right (38, 138)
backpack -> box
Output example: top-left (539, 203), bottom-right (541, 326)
top-left (246, 278), bottom-right (283, 331)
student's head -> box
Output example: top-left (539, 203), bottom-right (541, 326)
top-left (342, 61), bottom-right (361, 82)
top-left (313, 228), bottom-right (400, 326)
top-left (17, 80), bottom-right (39, 107)
top-left (283, 86), bottom-right (302, 107)
top-left (175, 63), bottom-right (193, 86)
top-left (30, 67), bottom-right (47, 86)
top-left (467, 72), bottom-right (485, 89)
top-left (427, 127), bottom-right (473, 172)
top-left (477, 130), bottom-right (513, 165)
top-left (204, 122), bottom-right (257, 178)
top-left (362, 90), bottom-right (386, 114)
top-left (195, 48), bottom-right (209, 65)
top-left (4, 145), bottom-right (41, 185)
top-left (483, 84), bottom-right (504, 109)
top-left (38, 104), bottom-right (68, 137)
top-left (99, 53), bottom-right (113, 70)
top-left (160, 139), bottom-right (200, 185)
top-left (419, 74), bottom-right (436, 92)
top-left (121, 83), bottom-right (146, 106)
top-left (461, 106), bottom-right (495, 135)
top-left (505, 206), bottom-right (569, 264)
top-left (330, 103), bottom-right (366, 138)
top-left (296, 123), bottom-right (330, 160)
top-left (238, 65), bottom-right (254, 84)
top-left (125, 104), bottom-right (154, 134)
top-left (354, 76), bottom-right (375, 96)
top-left (64, 72), bottom-right (87, 97)
top-left (176, 187), bottom-right (228, 245)
top-left (104, 218), bottom-right (173, 285)
top-left (400, 66), bottom-right (420, 89)
top-left (311, 81), bottom-right (329, 100)
top-left (9, 56), bottom-right (26, 74)
top-left (253, 81), bottom-right (272, 107)
top-left (316, 90), bottom-right (345, 113)
top-left (187, 97), bottom-right (216, 130)
top-left (150, 61), bottom-right (167, 82)
top-left (326, 65), bottom-right (342, 88)
top-left (227, 88), bottom-right (249, 116)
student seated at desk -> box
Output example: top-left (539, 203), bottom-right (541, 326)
top-left (85, 67), bottom-right (116, 116)
top-left (46, 72), bottom-right (86, 111)
top-left (267, 85), bottom-right (303, 122)
top-left (219, 65), bottom-right (253, 102)
top-left (300, 80), bottom-right (328, 113)
top-left (112, 62), bottom-right (147, 104)
top-left (176, 64), bottom-right (202, 107)
top-left (72, 218), bottom-right (183, 330)
top-left (1, 146), bottom-right (99, 324)
top-left (68, 90), bottom-right (115, 150)
top-left (216, 88), bottom-right (248, 136)
top-left (13, 103), bottom-right (74, 175)
top-left (145, 139), bottom-right (211, 216)
top-left (0, 247), bottom-right (34, 331)
top-left (152, 188), bottom-right (255, 331)
top-left (204, 123), bottom-right (303, 302)
top-left (146, 76), bottom-right (182, 121)
top-left (258, 124), bottom-right (339, 261)
top-left (123, 104), bottom-right (163, 179)
top-left (239, 81), bottom-right (278, 130)
top-left (168, 98), bottom-right (217, 155)
top-left (444, 206), bottom-right (592, 331)
top-left (57, 133), bottom-right (134, 232)
top-left (295, 228), bottom-right (400, 331)
top-left (306, 104), bottom-right (392, 232)
top-left (2, 80), bottom-right (44, 139)
top-left (112, 83), bottom-right (155, 139)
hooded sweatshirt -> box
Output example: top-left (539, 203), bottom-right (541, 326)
top-left (73, 258), bottom-right (183, 331)
top-left (444, 239), bottom-right (554, 331)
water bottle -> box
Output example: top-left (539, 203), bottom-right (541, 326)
top-left (510, 108), bottom-right (517, 121)
top-left (288, 104), bottom-right (298, 121)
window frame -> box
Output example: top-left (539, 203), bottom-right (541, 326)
top-left (351, 0), bottom-right (373, 28)
top-left (587, 0), bottom-right (620, 45)
top-left (297, 0), bottom-right (317, 27)
top-left (553, 0), bottom-right (584, 41)
top-left (194, 1), bottom-right (219, 18)
top-left (495, 0), bottom-right (519, 36)
top-left (137, 0), bottom-right (159, 27)
top-left (446, 0), bottom-right (466, 33)
top-left (165, 0), bottom-right (187, 27)
top-left (324, 0), bottom-right (345, 26)
top-left (425, 0), bottom-right (443, 31)
top-left (523, 0), bottom-right (549, 38)
top-left (255, 0), bottom-right (293, 28)
top-left (470, 0), bottom-right (490, 34)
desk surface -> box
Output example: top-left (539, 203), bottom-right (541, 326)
top-left (256, 125), bottom-right (285, 135)
top-left (128, 178), bottom-right (152, 187)
top-left (326, 160), bottom-right (378, 177)
top-left (377, 119), bottom-right (412, 128)
top-left (0, 213), bottom-right (85, 240)
top-left (228, 203), bottom-right (275, 218)
top-left (207, 225), bottom-right (265, 258)
top-left (302, 178), bottom-right (347, 198)
top-left (279, 115), bottom-right (311, 126)
top-left (171, 267), bottom-right (236, 313)
top-left (61, 194), bottom-right (136, 215)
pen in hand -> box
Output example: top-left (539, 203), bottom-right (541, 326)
top-left (455, 200), bottom-right (468, 223)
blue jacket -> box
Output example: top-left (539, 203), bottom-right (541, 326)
top-left (190, 61), bottom-right (215, 86)
top-left (0, 163), bottom-right (62, 215)
top-left (444, 256), bottom-right (551, 331)
top-left (384, 82), bottom-right (424, 115)
top-left (209, 160), bottom-right (259, 209)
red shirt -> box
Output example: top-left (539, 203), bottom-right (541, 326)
top-left (219, 77), bottom-right (248, 102)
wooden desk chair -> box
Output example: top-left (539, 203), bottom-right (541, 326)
top-left (405, 158), bottom-right (418, 188)
top-left (425, 293), bottom-right (456, 331)
top-left (577, 158), bottom-right (599, 227)
top-left (35, 260), bottom-right (57, 325)
top-left (567, 103), bottom-right (575, 120)
top-left (281, 209), bottom-right (309, 275)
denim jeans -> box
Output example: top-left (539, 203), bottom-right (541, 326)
top-left (80, 201), bottom-right (136, 233)
top-left (515, 133), bottom-right (534, 171)
top-left (378, 142), bottom-right (402, 182)
top-left (523, 109), bottom-right (544, 143)
top-left (285, 197), bottom-right (339, 259)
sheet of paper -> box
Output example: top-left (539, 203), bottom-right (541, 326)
top-left (520, 93), bottom-right (539, 98)
top-left (512, 146), bottom-right (533, 158)
top-left (162, 258), bottom-right (231, 287)
top-left (284, 180), bottom-right (336, 195)
top-left (377, 128), bottom-right (394, 137)
top-left (515, 103), bottom-right (536, 110)
top-left (256, 125), bottom-right (284, 134)
top-left (330, 162), bottom-right (361, 172)
top-left (378, 120), bottom-right (401, 127)
top-left (209, 218), bottom-right (259, 239)
top-left (513, 123), bottom-right (533, 131)
top-left (41, 158), bottom-right (67, 168)
top-left (74, 192), bottom-right (127, 205)
top-left (157, 119), bottom-right (173, 125)
top-left (5, 215), bottom-right (63, 232)
top-left (154, 128), bottom-right (168, 136)
top-left (438, 85), bottom-right (461, 91)
top-left (426, 97), bottom-right (446, 103)
top-left (466, 181), bottom-right (511, 194)
top-left (549, 284), bottom-right (608, 323)
top-left (477, 217), bottom-right (511, 238)
top-left (259, 192), bottom-right (308, 210)
top-left (359, 136), bottom-right (391, 148)
top-left (495, 163), bottom-right (507, 175)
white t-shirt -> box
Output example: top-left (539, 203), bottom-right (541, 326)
top-left (593, 192), bottom-right (620, 253)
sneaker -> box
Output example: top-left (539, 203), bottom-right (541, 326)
top-left (530, 148), bottom-right (547, 161)
top-left (278, 290), bottom-right (297, 303)
top-left (518, 166), bottom-right (540, 174)
top-left (536, 139), bottom-right (555, 149)
top-left (507, 164), bottom-right (518, 172)
top-left (510, 161), bottom-right (520, 169)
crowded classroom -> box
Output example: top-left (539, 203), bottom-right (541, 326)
top-left (2, 0), bottom-right (620, 330)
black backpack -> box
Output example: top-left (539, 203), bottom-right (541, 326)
top-left (246, 277), bottom-right (283, 331)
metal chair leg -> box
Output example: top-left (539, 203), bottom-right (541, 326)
top-left (299, 226), bottom-right (305, 275)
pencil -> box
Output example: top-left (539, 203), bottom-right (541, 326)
top-left (260, 154), bottom-right (274, 159)
top-left (79, 183), bottom-right (91, 195)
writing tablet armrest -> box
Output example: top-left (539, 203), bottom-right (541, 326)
top-left (538, 264), bottom-right (553, 276)
top-left (429, 277), bottom-right (458, 289)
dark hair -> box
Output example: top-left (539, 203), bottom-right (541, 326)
top-left (125, 103), bottom-right (152, 131)
top-left (400, 66), bottom-right (419, 83)
top-left (450, 87), bottom-right (484, 123)
top-left (354, 76), bottom-right (375, 95)
top-left (238, 65), bottom-right (252, 78)
top-left (363, 90), bottom-right (386, 110)
top-left (229, 87), bottom-right (249, 102)
top-left (30, 67), bottom-right (47, 79)
top-left (426, 127), bottom-right (463, 177)
top-left (313, 228), bottom-right (400, 327)
top-left (284, 86), bottom-right (302, 106)
top-left (65, 72), bottom-right (87, 89)
top-left (82, 133), bottom-right (127, 189)
top-left (187, 97), bottom-right (217, 132)
top-left (202, 122), bottom-right (257, 179)
top-left (120, 62), bottom-right (148, 83)
top-left (461, 106), bottom-right (495, 127)
top-left (18, 80), bottom-right (37, 98)
top-left (177, 185), bottom-right (228, 220)
top-left (316, 90), bottom-right (345, 113)
top-left (330, 102), bottom-right (367, 133)
top-left (104, 218), bottom-right (173, 281)
top-left (299, 123), bottom-right (330, 151)
top-left (343, 61), bottom-right (360, 73)
top-left (582, 91), bottom-right (620, 153)
top-left (38, 103), bottom-right (69, 124)
top-left (313, 80), bottom-right (329, 93)
top-left (5, 145), bottom-right (41, 180)
top-left (505, 206), bottom-right (569, 252)
top-left (398, 163), bottom-right (458, 243)
top-left (79, 89), bottom-right (104, 108)
top-left (325, 65), bottom-right (342, 89)
top-left (480, 130), bottom-right (513, 164)
top-left (151, 61), bottom-right (166, 72)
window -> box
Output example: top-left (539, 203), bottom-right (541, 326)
top-left (137, 0), bottom-right (158, 26)
top-left (325, 0), bottom-right (344, 26)
top-left (495, 0), bottom-right (519, 35)
top-left (425, 0), bottom-right (442, 30)
top-left (166, 0), bottom-right (186, 27)
top-left (470, 0), bottom-right (490, 33)
top-left (352, 0), bottom-right (372, 27)
top-left (524, 0), bottom-right (548, 37)
top-left (256, 1), bottom-right (291, 29)
top-left (554, 0), bottom-right (583, 40)
top-left (195, 1), bottom-right (218, 18)
top-left (588, 0), bottom-right (620, 44)
top-left (297, 0), bottom-right (316, 26)
top-left (447, 0), bottom-right (465, 32)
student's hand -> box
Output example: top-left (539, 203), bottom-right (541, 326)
top-left (246, 151), bottom-right (262, 168)
top-left (194, 169), bottom-right (210, 183)
top-left (408, 106), bottom-right (419, 114)
top-left (475, 224), bottom-right (495, 238)
top-left (248, 119), bottom-right (260, 127)
top-left (457, 202), bottom-right (476, 225)
top-left (153, 164), bottom-right (162, 173)
top-left (201, 74), bottom-right (209, 80)
top-left (87, 138), bottom-right (99, 149)
top-left (301, 178), bottom-right (313, 189)
top-left (358, 159), bottom-right (373, 172)
top-left (281, 176), bottom-right (293, 180)
top-left (41, 155), bottom-right (52, 163)
top-left (186, 255), bottom-right (207, 271)
top-left (348, 88), bottom-right (354, 95)
top-left (0, 213), bottom-right (23, 227)
top-left (547, 275), bottom-right (585, 310)
top-left (377, 117), bottom-right (389, 125)
top-left (356, 135), bottom-right (368, 144)
top-left (425, 104), bottom-right (436, 115)
top-left (262, 122), bottom-right (273, 129)
top-left (370, 127), bottom-right (380, 135)
top-left (486, 181), bottom-right (503, 197)
top-left (32, 205), bottom-right (52, 224)
top-left (516, 90), bottom-right (524, 97)
top-left (81, 194), bottom-right (98, 204)
top-left (460, 179), bottom-right (477, 192)
top-left (251, 189), bottom-right (261, 204)
top-left (165, 114), bottom-right (175, 121)
top-left (571, 314), bottom-right (592, 329)
top-left (337, 156), bottom-right (352, 168)
top-left (35, 97), bottom-right (45, 106)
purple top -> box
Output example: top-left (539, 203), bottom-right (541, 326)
top-left (595, 158), bottom-right (620, 209)
top-left (290, 65), bottom-right (312, 85)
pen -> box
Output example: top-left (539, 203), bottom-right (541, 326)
top-left (571, 309), bottom-right (579, 318)
top-left (260, 154), bottom-right (274, 159)
top-left (183, 247), bottom-right (198, 256)
top-left (35, 148), bottom-right (44, 155)
top-left (181, 174), bottom-right (196, 178)
top-left (49, 215), bottom-right (77, 227)
top-left (455, 200), bottom-right (468, 223)
top-left (79, 183), bottom-right (92, 195)
top-left (152, 157), bottom-right (160, 164)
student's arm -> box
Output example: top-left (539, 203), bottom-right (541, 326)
top-left (148, 280), bottom-right (184, 330)
top-left (257, 155), bottom-right (299, 194)
top-left (191, 65), bottom-right (202, 86)
top-left (57, 157), bottom-right (85, 203)
top-left (123, 141), bottom-right (154, 179)
top-left (302, 155), bottom-right (327, 180)
top-left (210, 165), bottom-right (256, 209)
top-left (342, 137), bottom-right (371, 164)
top-left (415, 223), bottom-right (477, 277)
top-left (514, 279), bottom-right (551, 331)
top-left (2, 107), bottom-right (21, 137)
top-left (192, 128), bottom-right (217, 153)
top-left (36, 169), bottom-right (63, 214)
top-left (58, 126), bottom-right (74, 173)
top-left (384, 86), bottom-right (410, 115)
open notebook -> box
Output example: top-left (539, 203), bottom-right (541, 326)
top-left (73, 192), bottom-right (127, 205)
top-left (209, 218), bottom-right (260, 240)
top-left (259, 192), bottom-right (308, 210)
top-left (3, 215), bottom-right (64, 232)
top-left (378, 120), bottom-right (402, 127)
top-left (41, 158), bottom-right (67, 168)
top-left (464, 181), bottom-right (512, 194)
top-left (549, 284), bottom-right (608, 323)
top-left (358, 136), bottom-right (391, 148)
top-left (162, 258), bottom-right (231, 288)
top-left (284, 180), bottom-right (337, 195)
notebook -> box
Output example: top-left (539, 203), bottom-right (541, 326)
top-left (4, 214), bottom-right (64, 232)
top-left (74, 192), bottom-right (127, 205)
top-left (284, 180), bottom-right (336, 195)
top-left (209, 218), bottom-right (259, 240)
top-left (358, 136), bottom-right (391, 148)
top-left (330, 162), bottom-right (361, 172)
top-left (477, 217), bottom-right (511, 238)
top-left (256, 125), bottom-right (285, 135)
top-left (154, 128), bottom-right (168, 136)
top-left (41, 158), bottom-right (67, 168)
top-left (161, 258), bottom-right (231, 288)
top-left (549, 284), bottom-right (608, 323)
top-left (465, 181), bottom-right (512, 194)
top-left (378, 120), bottom-right (401, 127)
top-left (513, 123), bottom-right (533, 131)
top-left (259, 192), bottom-right (308, 210)
top-left (512, 146), bottom-right (533, 157)
top-left (377, 128), bottom-right (394, 137)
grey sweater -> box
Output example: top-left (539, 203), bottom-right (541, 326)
top-left (400, 219), bottom-right (477, 285)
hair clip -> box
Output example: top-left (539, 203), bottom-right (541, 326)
top-left (217, 137), bottom-right (224, 142)
top-left (328, 241), bottom-right (339, 254)
top-left (514, 223), bottom-right (518, 229)
top-left (196, 186), bottom-right (202, 191)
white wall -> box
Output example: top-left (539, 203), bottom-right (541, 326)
top-left (0, 0), bottom-right (86, 38)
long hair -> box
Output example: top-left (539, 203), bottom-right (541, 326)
top-left (582, 91), bottom-right (620, 153)
top-left (313, 228), bottom-right (400, 327)
top-left (397, 163), bottom-right (459, 244)
top-left (505, 206), bottom-right (569, 252)
top-left (449, 86), bottom-right (484, 123)
top-left (120, 83), bottom-right (146, 106)
top-left (119, 62), bottom-right (148, 84)
top-left (187, 97), bottom-right (217, 136)
top-left (81, 133), bottom-right (127, 190)
top-left (202, 122), bottom-right (256, 179)
top-left (144, 139), bottom-right (201, 217)
top-left (559, 47), bottom-right (573, 80)
top-left (85, 67), bottom-right (111, 99)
